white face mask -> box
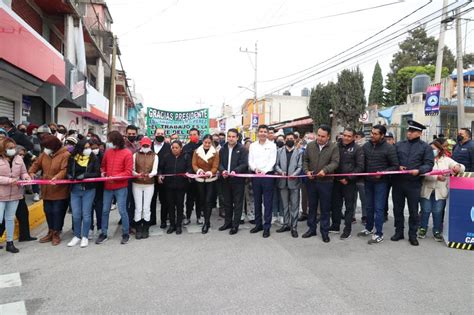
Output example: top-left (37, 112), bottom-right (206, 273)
top-left (106, 142), bottom-right (115, 150)
top-left (92, 149), bottom-right (100, 155)
top-left (6, 148), bottom-right (16, 157)
top-left (44, 148), bottom-right (52, 155)
top-left (141, 147), bottom-right (151, 153)
top-left (83, 148), bottom-right (92, 156)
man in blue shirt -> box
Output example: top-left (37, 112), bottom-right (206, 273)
top-left (452, 128), bottom-right (474, 172)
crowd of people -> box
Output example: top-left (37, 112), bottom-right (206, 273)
top-left (0, 115), bottom-right (472, 254)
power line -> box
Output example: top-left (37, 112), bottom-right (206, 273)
top-left (119, 0), bottom-right (180, 37)
top-left (258, 0), bottom-right (434, 83)
top-left (148, 1), bottom-right (404, 45)
top-left (260, 3), bottom-right (472, 96)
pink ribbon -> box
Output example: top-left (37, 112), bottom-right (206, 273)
top-left (17, 169), bottom-right (451, 186)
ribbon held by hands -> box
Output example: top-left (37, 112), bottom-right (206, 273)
top-left (17, 169), bottom-right (452, 186)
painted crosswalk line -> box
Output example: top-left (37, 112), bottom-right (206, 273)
top-left (0, 273), bottom-right (22, 289)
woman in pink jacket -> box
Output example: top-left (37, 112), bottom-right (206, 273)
top-left (0, 138), bottom-right (31, 253)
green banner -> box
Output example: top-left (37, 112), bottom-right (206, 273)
top-left (146, 107), bottom-right (209, 140)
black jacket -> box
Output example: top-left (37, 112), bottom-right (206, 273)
top-left (152, 141), bottom-right (172, 171)
top-left (336, 141), bottom-right (365, 181)
top-left (363, 139), bottom-right (399, 182)
top-left (218, 142), bottom-right (248, 184)
top-left (66, 154), bottom-right (101, 190)
top-left (160, 153), bottom-right (192, 190)
top-left (394, 137), bottom-right (434, 182)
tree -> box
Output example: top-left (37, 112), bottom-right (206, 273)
top-left (334, 67), bottom-right (366, 129)
top-left (368, 61), bottom-right (384, 106)
top-left (463, 53), bottom-right (474, 69)
top-left (385, 65), bottom-right (450, 105)
top-left (384, 27), bottom-right (456, 105)
top-left (307, 82), bottom-right (337, 128)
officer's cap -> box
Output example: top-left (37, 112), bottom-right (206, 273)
top-left (407, 120), bottom-right (426, 131)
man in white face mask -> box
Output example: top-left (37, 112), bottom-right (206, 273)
top-left (131, 137), bottom-right (158, 239)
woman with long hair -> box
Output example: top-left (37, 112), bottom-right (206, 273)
top-left (192, 134), bottom-right (219, 234)
top-left (159, 140), bottom-right (192, 235)
top-left (0, 138), bottom-right (31, 253)
top-left (419, 140), bottom-right (464, 242)
top-left (66, 139), bottom-right (101, 247)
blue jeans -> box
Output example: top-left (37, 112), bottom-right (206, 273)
top-left (420, 192), bottom-right (446, 234)
top-left (365, 181), bottom-right (388, 236)
top-left (102, 187), bottom-right (129, 236)
top-left (252, 177), bottom-right (274, 230)
top-left (70, 185), bottom-right (96, 238)
top-left (43, 199), bottom-right (69, 231)
top-left (0, 200), bottom-right (19, 242)
top-left (306, 180), bottom-right (333, 236)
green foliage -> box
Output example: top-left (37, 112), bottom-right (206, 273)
top-left (334, 67), bottom-right (366, 129)
top-left (385, 65), bottom-right (449, 105)
top-left (384, 27), bottom-right (456, 105)
top-left (368, 61), bottom-right (384, 106)
top-left (464, 53), bottom-right (474, 69)
top-left (307, 82), bottom-right (336, 128)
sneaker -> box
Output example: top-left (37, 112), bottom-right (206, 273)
top-left (33, 193), bottom-right (40, 201)
top-left (418, 228), bottom-right (427, 239)
top-left (328, 226), bottom-right (340, 234)
top-left (271, 216), bottom-right (278, 224)
top-left (196, 217), bottom-right (204, 225)
top-left (340, 230), bottom-right (351, 240)
top-left (95, 233), bottom-right (108, 245)
top-left (80, 237), bottom-right (88, 248)
top-left (183, 218), bottom-right (191, 226)
top-left (67, 236), bottom-right (81, 247)
top-left (368, 234), bottom-right (383, 244)
top-left (433, 232), bottom-right (443, 242)
top-left (357, 229), bottom-right (373, 237)
top-left (121, 234), bottom-right (130, 244)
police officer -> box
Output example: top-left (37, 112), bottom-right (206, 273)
top-left (391, 120), bottom-right (434, 246)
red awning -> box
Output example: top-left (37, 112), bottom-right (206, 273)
top-left (71, 111), bottom-right (108, 124)
top-left (279, 117), bottom-right (313, 129)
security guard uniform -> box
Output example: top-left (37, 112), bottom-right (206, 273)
top-left (391, 120), bottom-right (434, 245)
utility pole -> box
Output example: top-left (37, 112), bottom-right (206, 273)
top-left (433, 0), bottom-right (448, 138)
top-left (240, 42), bottom-right (258, 140)
top-left (455, 7), bottom-right (465, 129)
top-left (434, 0), bottom-right (448, 83)
top-left (108, 36), bottom-right (117, 133)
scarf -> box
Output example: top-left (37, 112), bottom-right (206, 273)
top-left (75, 154), bottom-right (90, 167)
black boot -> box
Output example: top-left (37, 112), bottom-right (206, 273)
top-left (142, 221), bottom-right (150, 239)
top-left (135, 221), bottom-right (143, 240)
top-left (6, 241), bottom-right (19, 253)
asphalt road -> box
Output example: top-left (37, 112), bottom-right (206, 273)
top-left (1, 203), bottom-right (472, 314)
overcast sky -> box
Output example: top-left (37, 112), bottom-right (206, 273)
top-left (108, 0), bottom-right (473, 117)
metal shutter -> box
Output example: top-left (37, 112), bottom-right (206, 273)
top-left (0, 97), bottom-right (15, 121)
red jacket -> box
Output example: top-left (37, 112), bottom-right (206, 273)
top-left (101, 148), bottom-right (133, 190)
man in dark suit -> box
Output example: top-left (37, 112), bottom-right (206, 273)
top-left (218, 128), bottom-right (248, 235)
top-left (150, 128), bottom-right (172, 227)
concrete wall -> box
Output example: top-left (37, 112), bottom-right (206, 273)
top-left (265, 95), bottom-right (309, 124)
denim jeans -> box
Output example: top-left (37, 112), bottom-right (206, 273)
top-left (420, 192), bottom-right (446, 234)
top-left (102, 187), bottom-right (129, 236)
top-left (0, 200), bottom-right (19, 241)
top-left (364, 181), bottom-right (388, 236)
top-left (43, 199), bottom-right (69, 231)
top-left (70, 185), bottom-right (96, 238)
